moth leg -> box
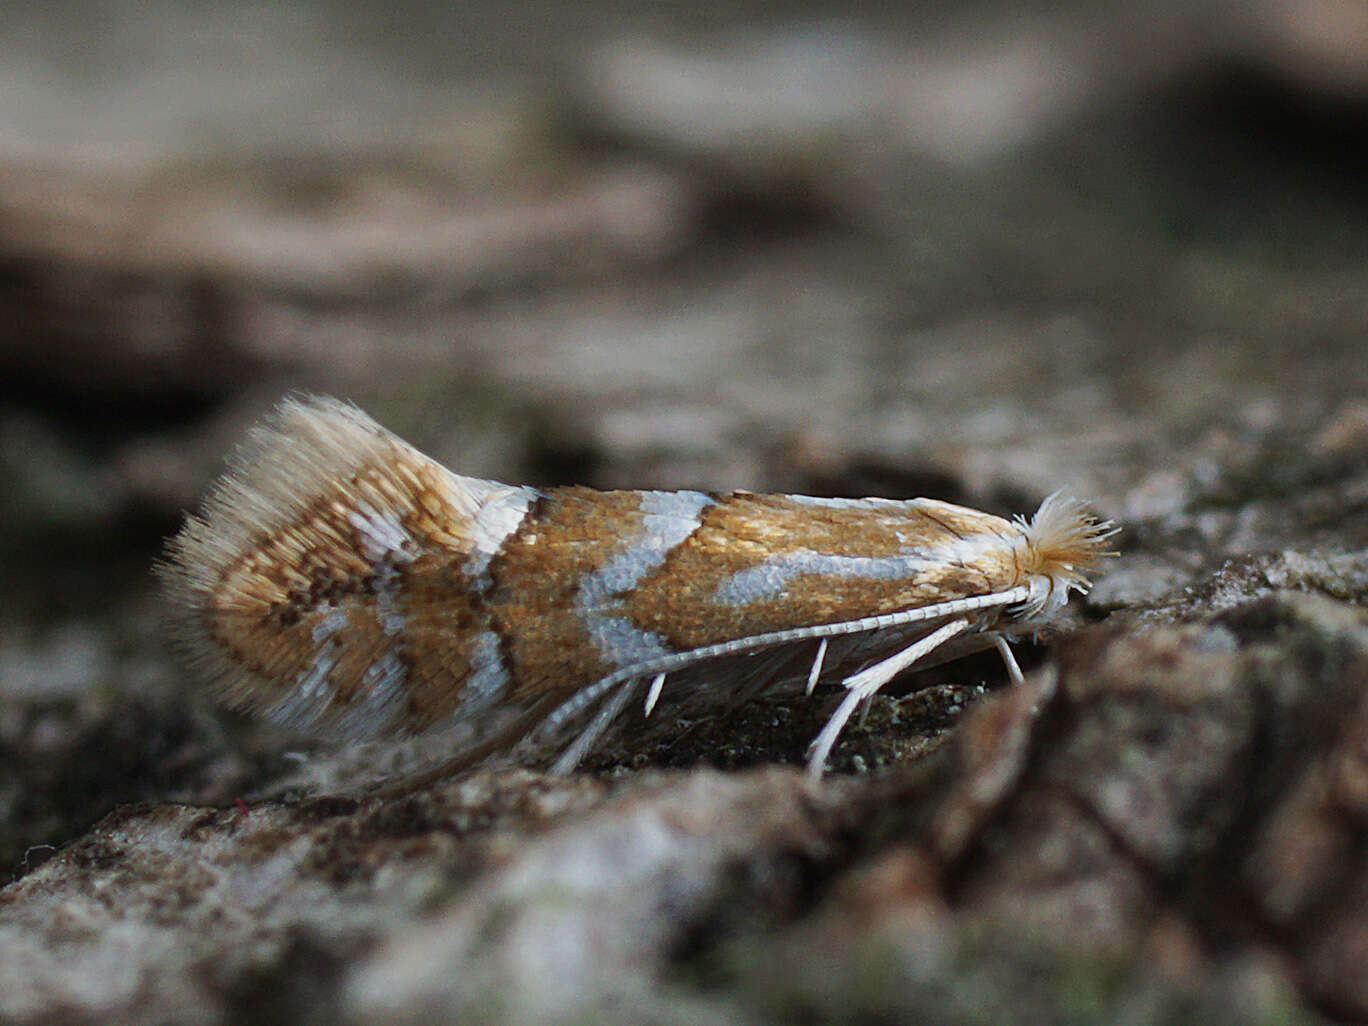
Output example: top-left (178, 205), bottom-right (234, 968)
top-left (551, 676), bottom-right (639, 775)
top-left (990, 633), bottom-right (1024, 684)
top-left (805, 638), bottom-right (829, 696)
top-left (806, 618), bottom-right (971, 781)
top-left (643, 671), bottom-right (667, 717)
top-left (857, 692), bottom-right (876, 729)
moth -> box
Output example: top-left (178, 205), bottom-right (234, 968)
top-left (159, 395), bottom-right (1116, 782)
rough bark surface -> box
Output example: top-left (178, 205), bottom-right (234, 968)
top-left (2, 2), bottom-right (1366, 1023)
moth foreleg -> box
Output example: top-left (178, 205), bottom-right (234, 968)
top-left (990, 633), bottom-right (1024, 684)
top-left (643, 671), bottom-right (667, 717)
top-left (857, 692), bottom-right (875, 730)
top-left (805, 618), bottom-right (972, 781)
top-left (805, 637), bottom-right (829, 696)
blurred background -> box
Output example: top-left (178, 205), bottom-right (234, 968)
top-left (2, 0), bottom-right (1366, 865)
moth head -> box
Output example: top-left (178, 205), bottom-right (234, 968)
top-left (1015, 492), bottom-right (1118, 619)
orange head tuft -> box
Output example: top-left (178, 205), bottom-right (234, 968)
top-left (1015, 492), bottom-right (1118, 617)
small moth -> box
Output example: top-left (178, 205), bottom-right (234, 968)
top-left (159, 395), bottom-right (1116, 782)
